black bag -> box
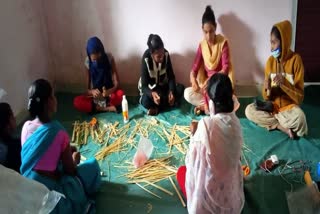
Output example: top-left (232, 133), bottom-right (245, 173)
top-left (254, 99), bottom-right (274, 112)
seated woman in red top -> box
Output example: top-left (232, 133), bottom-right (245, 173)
top-left (74, 37), bottom-right (124, 113)
top-left (184, 6), bottom-right (236, 114)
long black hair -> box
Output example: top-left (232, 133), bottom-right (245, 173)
top-left (0, 102), bottom-right (13, 138)
top-left (147, 34), bottom-right (164, 53)
top-left (202, 5), bottom-right (216, 27)
top-left (27, 79), bottom-right (53, 120)
top-left (207, 73), bottom-right (233, 114)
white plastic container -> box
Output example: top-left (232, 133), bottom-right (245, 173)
top-left (122, 95), bottom-right (129, 123)
top-left (269, 155), bottom-right (279, 164)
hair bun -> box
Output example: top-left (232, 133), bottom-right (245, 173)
top-left (27, 79), bottom-right (52, 119)
top-left (202, 5), bottom-right (216, 26)
top-left (147, 34), bottom-right (164, 53)
top-left (205, 5), bottom-right (212, 13)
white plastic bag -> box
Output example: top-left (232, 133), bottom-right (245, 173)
top-left (0, 88), bottom-right (7, 101)
top-left (0, 165), bottom-right (62, 214)
top-left (133, 136), bottom-right (154, 168)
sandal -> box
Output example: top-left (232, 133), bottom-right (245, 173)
top-left (254, 99), bottom-right (274, 112)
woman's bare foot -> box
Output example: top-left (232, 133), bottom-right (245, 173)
top-left (147, 108), bottom-right (158, 116)
top-left (96, 105), bottom-right (117, 112)
top-left (106, 105), bottom-right (117, 112)
top-left (287, 129), bottom-right (295, 139)
top-left (277, 124), bottom-right (295, 139)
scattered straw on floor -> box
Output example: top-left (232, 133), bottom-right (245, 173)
top-left (95, 134), bottom-right (128, 160)
top-left (72, 117), bottom-right (190, 207)
top-left (161, 124), bottom-right (190, 154)
top-left (119, 157), bottom-right (181, 199)
top-left (73, 117), bottom-right (190, 160)
top-left (123, 157), bottom-right (177, 184)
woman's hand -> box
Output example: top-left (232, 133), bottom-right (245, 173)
top-left (72, 152), bottom-right (80, 165)
top-left (61, 145), bottom-right (77, 176)
top-left (264, 78), bottom-right (271, 91)
top-left (191, 79), bottom-right (200, 93)
top-left (168, 91), bottom-right (175, 106)
top-left (89, 89), bottom-right (102, 99)
top-left (190, 72), bottom-right (200, 92)
top-left (190, 121), bottom-right (198, 135)
top-left (152, 91), bottom-right (161, 105)
top-left (70, 146), bottom-right (80, 165)
top-left (273, 73), bottom-right (284, 86)
top-left (200, 78), bottom-right (209, 94)
top-left (102, 87), bottom-right (108, 97)
top-left (102, 88), bottom-right (113, 98)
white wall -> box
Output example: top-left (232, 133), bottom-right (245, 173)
top-left (0, 0), bottom-right (51, 118)
top-left (45, 0), bottom-right (296, 93)
top-left (0, 1), bottom-right (296, 116)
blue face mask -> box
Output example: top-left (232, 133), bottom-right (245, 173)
top-left (271, 47), bottom-right (281, 59)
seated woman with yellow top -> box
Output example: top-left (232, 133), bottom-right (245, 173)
top-left (184, 5), bottom-right (237, 114)
top-left (245, 20), bottom-right (308, 139)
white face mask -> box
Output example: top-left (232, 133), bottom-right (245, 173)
top-left (271, 47), bottom-right (281, 59)
top-left (209, 99), bottom-right (215, 118)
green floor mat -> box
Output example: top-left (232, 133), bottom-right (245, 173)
top-left (54, 85), bottom-right (320, 214)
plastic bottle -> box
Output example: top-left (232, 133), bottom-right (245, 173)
top-left (122, 95), bottom-right (129, 123)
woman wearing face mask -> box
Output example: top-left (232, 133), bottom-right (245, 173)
top-left (138, 34), bottom-right (184, 115)
top-left (245, 20), bottom-right (307, 138)
top-left (184, 5), bottom-right (237, 115)
top-left (73, 37), bottom-right (124, 113)
top-left (177, 73), bottom-right (244, 213)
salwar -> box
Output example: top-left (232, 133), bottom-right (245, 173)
top-left (176, 166), bottom-right (187, 199)
top-left (74, 89), bottom-right (124, 113)
top-left (183, 87), bottom-right (206, 107)
top-left (245, 103), bottom-right (308, 136)
top-left (140, 84), bottom-right (184, 111)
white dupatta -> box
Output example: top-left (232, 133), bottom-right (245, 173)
top-left (185, 109), bottom-right (244, 214)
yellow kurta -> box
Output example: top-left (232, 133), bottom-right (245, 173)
top-left (197, 34), bottom-right (235, 88)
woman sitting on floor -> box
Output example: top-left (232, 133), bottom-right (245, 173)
top-left (0, 102), bottom-right (21, 172)
top-left (245, 20), bottom-right (308, 138)
top-left (74, 36), bottom-right (124, 113)
top-left (177, 73), bottom-right (244, 213)
top-left (184, 5), bottom-right (238, 115)
top-left (138, 34), bottom-right (184, 115)
top-left (21, 79), bottom-right (101, 213)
